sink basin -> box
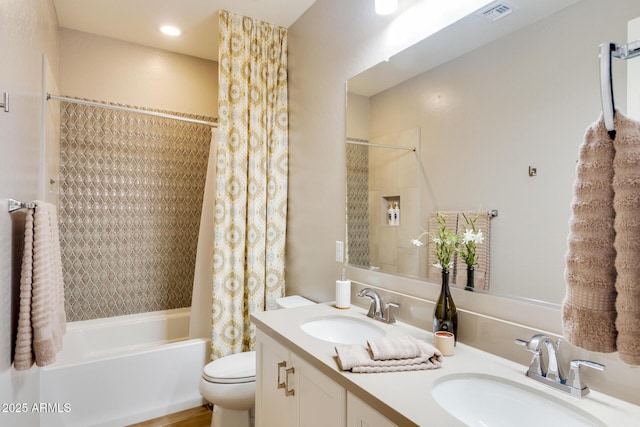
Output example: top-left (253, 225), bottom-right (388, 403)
top-left (300, 315), bottom-right (385, 345)
top-left (432, 374), bottom-right (605, 427)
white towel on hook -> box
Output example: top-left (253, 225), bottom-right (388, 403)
top-left (14, 201), bottom-right (66, 370)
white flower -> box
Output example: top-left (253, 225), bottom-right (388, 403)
top-left (462, 228), bottom-right (484, 245)
top-left (433, 237), bottom-right (442, 245)
top-left (462, 229), bottom-right (475, 244)
top-left (411, 239), bottom-right (425, 247)
top-left (432, 262), bottom-right (453, 270)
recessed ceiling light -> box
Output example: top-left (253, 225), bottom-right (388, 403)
top-left (160, 25), bottom-right (181, 36)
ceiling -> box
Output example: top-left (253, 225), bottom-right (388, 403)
top-left (52, 0), bottom-right (318, 61)
top-left (348, 0), bottom-right (583, 96)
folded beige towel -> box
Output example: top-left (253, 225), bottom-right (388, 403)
top-left (14, 201), bottom-right (66, 370)
top-left (612, 111), bottom-right (640, 366)
top-left (367, 335), bottom-right (421, 360)
top-left (335, 339), bottom-right (442, 373)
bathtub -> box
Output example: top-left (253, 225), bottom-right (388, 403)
top-left (40, 308), bottom-right (210, 427)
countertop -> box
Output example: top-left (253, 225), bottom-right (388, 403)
top-left (251, 302), bottom-right (640, 426)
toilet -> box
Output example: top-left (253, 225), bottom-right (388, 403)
top-left (199, 295), bottom-right (314, 427)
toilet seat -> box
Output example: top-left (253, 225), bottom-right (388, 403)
top-left (202, 350), bottom-right (256, 384)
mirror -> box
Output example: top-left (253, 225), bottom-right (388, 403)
top-left (346, 128), bottom-right (420, 276)
top-left (346, 0), bottom-right (640, 305)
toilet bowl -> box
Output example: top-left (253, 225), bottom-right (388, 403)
top-left (200, 295), bottom-right (314, 427)
top-left (199, 351), bottom-right (256, 427)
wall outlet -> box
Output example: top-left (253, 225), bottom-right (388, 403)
top-left (335, 241), bottom-right (344, 263)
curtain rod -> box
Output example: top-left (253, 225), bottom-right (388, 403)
top-left (346, 138), bottom-right (416, 152)
top-left (47, 93), bottom-right (218, 128)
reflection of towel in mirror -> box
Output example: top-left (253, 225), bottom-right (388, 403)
top-left (563, 110), bottom-right (640, 365)
top-left (426, 211), bottom-right (458, 280)
top-left (335, 337), bottom-right (442, 373)
top-left (14, 201), bottom-right (66, 370)
top-left (453, 211), bottom-right (491, 291)
top-left (426, 211), bottom-right (492, 290)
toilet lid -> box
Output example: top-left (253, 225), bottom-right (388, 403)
top-left (203, 351), bottom-right (256, 384)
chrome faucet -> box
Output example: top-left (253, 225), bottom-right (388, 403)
top-left (357, 288), bottom-right (400, 324)
top-left (515, 334), bottom-right (605, 398)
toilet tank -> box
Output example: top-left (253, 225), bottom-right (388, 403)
top-left (275, 295), bottom-right (315, 309)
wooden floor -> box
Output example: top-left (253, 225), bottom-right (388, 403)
top-left (127, 405), bottom-right (212, 427)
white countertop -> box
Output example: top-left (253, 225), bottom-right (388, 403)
top-left (251, 302), bottom-right (640, 426)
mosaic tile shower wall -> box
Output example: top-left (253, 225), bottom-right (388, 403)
top-left (346, 143), bottom-right (370, 267)
top-left (59, 100), bottom-right (214, 321)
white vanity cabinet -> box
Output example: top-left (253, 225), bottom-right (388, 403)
top-left (256, 329), bottom-right (346, 427)
top-left (347, 392), bottom-right (398, 427)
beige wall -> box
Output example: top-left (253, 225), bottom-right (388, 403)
top-left (60, 29), bottom-right (218, 118)
top-left (0, 0), bottom-right (59, 423)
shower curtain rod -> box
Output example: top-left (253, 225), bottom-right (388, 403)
top-left (47, 94), bottom-right (218, 128)
top-left (346, 138), bottom-right (416, 152)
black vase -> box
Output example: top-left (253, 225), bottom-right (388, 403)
top-left (465, 267), bottom-right (475, 292)
top-left (433, 270), bottom-right (458, 341)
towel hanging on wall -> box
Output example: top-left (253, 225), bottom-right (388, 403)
top-left (563, 110), bottom-right (640, 365)
top-left (14, 201), bottom-right (66, 370)
top-left (562, 113), bottom-right (617, 354)
top-left (610, 111), bottom-right (640, 365)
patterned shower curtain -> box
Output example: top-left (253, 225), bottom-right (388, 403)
top-left (211, 11), bottom-right (288, 359)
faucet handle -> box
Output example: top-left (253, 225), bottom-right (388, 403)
top-left (383, 302), bottom-right (400, 324)
top-left (515, 337), bottom-right (543, 376)
top-left (515, 334), bottom-right (547, 352)
top-left (567, 360), bottom-right (605, 396)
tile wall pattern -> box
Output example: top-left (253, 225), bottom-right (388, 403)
top-left (346, 143), bottom-right (370, 267)
top-left (59, 100), bottom-right (214, 321)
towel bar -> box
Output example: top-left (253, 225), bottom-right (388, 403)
top-left (0, 92), bottom-right (8, 113)
top-left (8, 199), bottom-right (35, 213)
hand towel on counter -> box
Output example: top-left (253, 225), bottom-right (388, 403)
top-left (335, 336), bottom-right (442, 373)
top-left (611, 111), bottom-right (640, 366)
top-left (367, 335), bottom-right (421, 360)
top-left (14, 201), bottom-right (66, 370)
top-left (562, 113), bottom-right (618, 354)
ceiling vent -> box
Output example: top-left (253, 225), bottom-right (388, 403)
top-left (480, 3), bottom-right (513, 22)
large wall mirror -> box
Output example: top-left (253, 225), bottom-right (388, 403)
top-left (346, 0), bottom-right (640, 305)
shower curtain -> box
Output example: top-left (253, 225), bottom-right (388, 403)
top-left (190, 128), bottom-right (218, 339)
top-left (211, 11), bottom-right (288, 359)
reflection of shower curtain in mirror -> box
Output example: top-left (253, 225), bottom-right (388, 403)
top-left (346, 144), bottom-right (370, 267)
top-left (58, 100), bottom-right (213, 321)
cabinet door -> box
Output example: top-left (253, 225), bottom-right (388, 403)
top-left (291, 353), bottom-right (346, 427)
top-left (256, 330), bottom-right (293, 427)
top-left (347, 392), bottom-right (398, 427)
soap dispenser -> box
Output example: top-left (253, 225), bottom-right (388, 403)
top-left (387, 203), bottom-right (394, 225)
top-left (335, 268), bottom-right (351, 309)
top-left (393, 202), bottom-right (400, 226)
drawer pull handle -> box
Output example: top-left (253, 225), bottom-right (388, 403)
top-left (277, 361), bottom-right (287, 389)
top-left (285, 367), bottom-right (295, 397)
